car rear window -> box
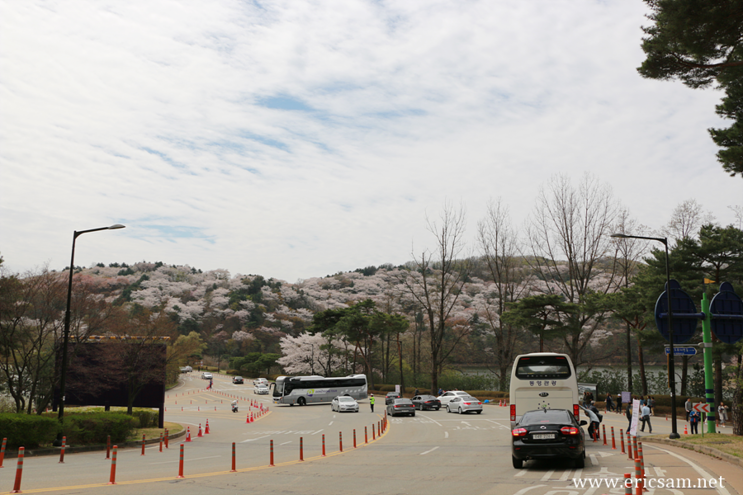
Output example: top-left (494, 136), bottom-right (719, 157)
top-left (394, 399), bottom-right (412, 404)
top-left (521, 410), bottom-right (572, 424)
top-left (515, 356), bottom-right (572, 379)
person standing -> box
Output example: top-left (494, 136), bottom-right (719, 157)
top-left (719, 402), bottom-right (728, 426)
top-left (689, 409), bottom-right (700, 434)
top-left (626, 402), bottom-right (633, 430)
top-left (640, 403), bottom-right (652, 433)
top-left (606, 394), bottom-right (614, 413)
top-left (616, 394), bottom-right (622, 414)
top-left (649, 397), bottom-right (655, 415)
top-left (370, 394), bottom-right (375, 413)
top-left (685, 398), bottom-right (692, 421)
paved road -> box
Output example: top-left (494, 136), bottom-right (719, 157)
top-left (3, 373), bottom-right (742, 495)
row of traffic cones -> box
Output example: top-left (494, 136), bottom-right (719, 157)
top-left (185, 420), bottom-right (211, 442)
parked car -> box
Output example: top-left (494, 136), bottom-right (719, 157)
top-left (437, 390), bottom-right (471, 405)
top-left (445, 395), bottom-right (483, 414)
top-left (201, 372), bottom-right (213, 380)
top-left (180, 366), bottom-right (192, 373)
top-left (331, 396), bottom-right (359, 412)
top-left (254, 384), bottom-right (269, 395)
top-left (232, 376), bottom-right (244, 384)
top-left (412, 395), bottom-right (441, 411)
top-left (253, 378), bottom-right (269, 387)
top-left (511, 408), bottom-right (587, 469)
top-left (387, 398), bottom-right (416, 417)
top-left (385, 391), bottom-right (402, 405)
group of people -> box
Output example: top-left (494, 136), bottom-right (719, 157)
top-left (684, 398), bottom-right (728, 433)
top-left (624, 397), bottom-right (654, 433)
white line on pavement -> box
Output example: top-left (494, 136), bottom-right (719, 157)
top-left (420, 446), bottom-right (439, 455)
top-left (241, 435), bottom-right (269, 443)
top-left (540, 470), bottom-right (554, 481)
top-left (646, 444), bottom-right (731, 495)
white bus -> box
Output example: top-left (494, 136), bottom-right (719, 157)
top-left (509, 353), bottom-right (579, 427)
top-left (272, 374), bottom-right (368, 406)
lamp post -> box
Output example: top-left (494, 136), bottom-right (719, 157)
top-left (611, 233), bottom-right (680, 439)
top-left (55, 224), bottom-right (125, 443)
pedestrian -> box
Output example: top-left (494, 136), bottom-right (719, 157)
top-left (689, 409), bottom-right (700, 434)
top-left (370, 394), bottom-right (375, 413)
top-left (640, 403), bottom-right (652, 433)
top-left (685, 398), bottom-right (692, 421)
top-left (649, 396), bottom-right (655, 415)
top-left (718, 402), bottom-right (728, 426)
top-left (616, 393), bottom-right (622, 414)
top-left (626, 402), bottom-right (633, 430)
top-left (414, 388), bottom-right (419, 397)
top-left (438, 388), bottom-right (443, 396)
top-left (605, 394), bottom-right (614, 413)
top-left (585, 407), bottom-right (600, 440)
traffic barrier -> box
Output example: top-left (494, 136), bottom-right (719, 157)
top-left (177, 444), bottom-right (185, 479)
top-left (322, 434), bottom-right (326, 456)
top-left (353, 429), bottom-right (357, 448)
top-left (269, 439), bottom-right (274, 467)
top-left (141, 434), bottom-right (146, 455)
top-left (634, 453), bottom-right (642, 495)
top-left (159, 433), bottom-right (163, 452)
top-left (627, 432), bottom-right (633, 460)
top-left (59, 436), bottom-right (66, 463)
top-left (108, 446), bottom-right (117, 485)
top-left (339, 432), bottom-right (343, 452)
top-left (611, 426), bottom-right (616, 449)
top-left (206, 420), bottom-right (210, 434)
top-left (365, 426), bottom-right (368, 444)
top-left (373, 424), bottom-right (376, 440)
top-left (106, 435), bottom-right (111, 459)
top-left (165, 429), bottom-right (169, 449)
top-left (603, 425), bottom-right (607, 445)
top-left (624, 473), bottom-right (632, 495)
top-left (186, 427), bottom-right (192, 442)
top-left (231, 442), bottom-right (236, 472)
top-left (0, 437), bottom-right (6, 468)
top-left (299, 437), bottom-right (304, 461)
top-left (10, 447), bottom-right (24, 493)
top-left (620, 429), bottom-right (625, 454)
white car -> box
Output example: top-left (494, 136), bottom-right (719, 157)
top-left (331, 396), bottom-right (359, 412)
top-left (253, 378), bottom-right (268, 387)
top-left (201, 372), bottom-right (213, 380)
top-left (254, 384), bottom-right (269, 395)
top-left (437, 391), bottom-right (471, 405)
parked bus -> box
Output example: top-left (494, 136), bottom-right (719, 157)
top-left (272, 374), bottom-right (368, 405)
top-left (509, 353), bottom-right (579, 427)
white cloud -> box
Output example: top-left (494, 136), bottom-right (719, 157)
top-left (1, 0), bottom-right (740, 282)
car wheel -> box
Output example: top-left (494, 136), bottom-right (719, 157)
top-left (512, 456), bottom-right (523, 469)
top-left (411, 412), bottom-right (415, 417)
top-left (476, 410), bottom-right (482, 414)
top-left (298, 397), bottom-right (306, 406)
top-left (458, 407), bottom-right (463, 414)
top-left (574, 453), bottom-right (585, 469)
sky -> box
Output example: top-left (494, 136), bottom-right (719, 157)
top-left (1, 0), bottom-right (741, 283)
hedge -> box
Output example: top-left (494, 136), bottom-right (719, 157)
top-left (0, 414), bottom-right (59, 449)
top-left (61, 413), bottom-right (138, 445)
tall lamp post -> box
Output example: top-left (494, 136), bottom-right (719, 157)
top-left (56, 224), bottom-right (125, 443)
top-left (611, 233), bottom-right (680, 439)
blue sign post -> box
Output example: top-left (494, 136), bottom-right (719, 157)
top-left (664, 346), bottom-right (697, 356)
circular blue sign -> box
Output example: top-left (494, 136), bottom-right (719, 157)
top-left (654, 279), bottom-right (699, 344)
top-left (710, 282), bottom-right (743, 344)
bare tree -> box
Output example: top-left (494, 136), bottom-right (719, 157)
top-left (526, 174), bottom-right (620, 367)
top-left (477, 198), bottom-right (531, 390)
top-left (403, 202), bottom-right (471, 393)
top-left (662, 199), bottom-right (714, 243)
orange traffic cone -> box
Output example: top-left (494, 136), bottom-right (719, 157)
top-left (246, 413), bottom-right (249, 424)
top-left (186, 427), bottom-right (192, 442)
top-left (205, 420), bottom-right (210, 434)
top-left (684, 424), bottom-right (688, 435)
top-left (198, 424), bottom-right (203, 437)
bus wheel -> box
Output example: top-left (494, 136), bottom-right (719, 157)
top-left (298, 397), bottom-right (306, 406)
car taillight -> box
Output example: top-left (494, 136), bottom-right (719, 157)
top-left (574, 404), bottom-right (580, 419)
top-left (510, 404), bottom-right (516, 422)
top-left (394, 405), bottom-right (400, 408)
top-left (561, 426), bottom-right (580, 436)
top-left (425, 401), bottom-right (431, 403)
top-left (464, 402), bottom-right (472, 405)
top-left (512, 428), bottom-right (528, 437)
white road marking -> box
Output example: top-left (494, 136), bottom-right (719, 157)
top-left (312, 429), bottom-right (324, 435)
top-left (646, 444), bottom-right (731, 495)
top-left (514, 469), bottom-right (528, 477)
top-left (514, 485), bottom-right (545, 494)
top-left (418, 413), bottom-right (442, 427)
top-left (329, 421), bottom-right (334, 426)
top-left (420, 446), bottom-right (439, 455)
top-left (558, 470), bottom-right (572, 481)
top-left (241, 435), bottom-right (269, 443)
top-left (590, 454), bottom-right (599, 466)
top-left (540, 470), bottom-right (554, 481)
top-left (444, 431), bottom-right (449, 439)
top-left (280, 441), bottom-right (291, 446)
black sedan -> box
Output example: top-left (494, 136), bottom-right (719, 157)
top-left (511, 409), bottom-right (586, 469)
top-left (412, 395), bottom-right (441, 411)
top-left (386, 398), bottom-right (416, 417)
top-left (385, 391), bottom-right (401, 405)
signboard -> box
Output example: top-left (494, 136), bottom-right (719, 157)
top-left (693, 402), bottom-right (710, 413)
top-left (709, 282), bottom-right (743, 344)
top-left (395, 384), bottom-right (400, 394)
top-left (629, 399), bottom-right (640, 437)
top-left (664, 346), bottom-right (697, 356)
top-left (654, 280), bottom-right (702, 344)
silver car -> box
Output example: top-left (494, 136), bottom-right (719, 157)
top-left (331, 396), bottom-right (359, 412)
top-left (254, 384), bottom-right (269, 395)
top-left (446, 395), bottom-right (483, 414)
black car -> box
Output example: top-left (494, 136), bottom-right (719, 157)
top-left (412, 395), bottom-right (441, 411)
top-left (511, 409), bottom-right (587, 469)
top-left (232, 376), bottom-right (244, 384)
top-left (385, 391), bottom-right (401, 405)
top-left (387, 398), bottom-right (416, 417)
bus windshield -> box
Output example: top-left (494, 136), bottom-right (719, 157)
top-left (515, 356), bottom-right (572, 379)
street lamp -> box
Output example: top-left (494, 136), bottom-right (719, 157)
top-left (55, 224), bottom-right (125, 444)
top-left (611, 233), bottom-right (680, 439)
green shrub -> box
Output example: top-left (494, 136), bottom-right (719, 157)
top-left (0, 414), bottom-right (59, 449)
top-left (134, 409), bottom-right (159, 428)
top-left (61, 413), bottom-right (137, 445)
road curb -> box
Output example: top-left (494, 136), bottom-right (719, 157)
top-left (3, 428), bottom-right (187, 459)
top-left (641, 436), bottom-right (743, 469)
